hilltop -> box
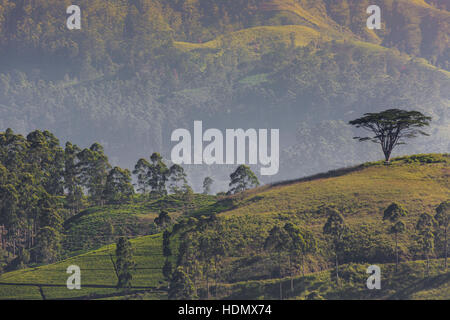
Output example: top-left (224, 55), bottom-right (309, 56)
top-left (0, 154), bottom-right (448, 299)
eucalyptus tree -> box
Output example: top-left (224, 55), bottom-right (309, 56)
top-left (284, 223), bottom-right (317, 293)
top-left (416, 213), bottom-right (436, 276)
top-left (132, 158), bottom-right (151, 194)
top-left (148, 152), bottom-right (169, 197)
top-left (114, 237), bottom-right (136, 289)
top-left (383, 203), bottom-right (408, 272)
top-left (168, 164), bottom-right (188, 194)
top-left (77, 143), bottom-right (111, 205)
top-left (265, 225), bottom-right (290, 299)
top-left (64, 142), bottom-right (83, 214)
top-left (228, 165), bottom-right (259, 195)
top-left (435, 200), bottom-right (449, 270)
top-left (103, 167), bottom-right (134, 204)
top-left (323, 208), bottom-right (346, 285)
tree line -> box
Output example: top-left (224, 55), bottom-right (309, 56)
top-left (165, 200), bottom-right (448, 299)
top-left (0, 128), bottom-right (260, 267)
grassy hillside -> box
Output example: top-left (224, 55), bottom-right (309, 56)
top-left (217, 259), bottom-right (450, 300)
top-left (0, 234), bottom-right (166, 300)
top-left (175, 25), bottom-right (331, 53)
top-left (62, 193), bottom-right (216, 256)
top-left (225, 154), bottom-right (449, 218)
top-left (0, 154), bottom-right (448, 300)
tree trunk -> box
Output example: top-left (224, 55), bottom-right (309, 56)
top-left (279, 281), bottom-right (282, 300)
top-left (301, 253), bottom-right (305, 277)
top-left (206, 274), bottom-right (210, 300)
top-left (395, 232), bottom-right (399, 272)
top-left (335, 250), bottom-right (339, 286)
top-left (214, 257), bottom-right (218, 299)
top-left (383, 147), bottom-right (392, 163)
top-left (445, 227), bottom-right (448, 271)
top-left (289, 255), bottom-right (293, 295)
top-left (279, 252), bottom-right (283, 300)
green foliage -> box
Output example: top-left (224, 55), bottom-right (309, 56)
top-left (168, 266), bottom-right (196, 300)
top-left (104, 167), bottom-right (134, 204)
top-left (154, 211), bottom-right (172, 229)
top-left (168, 164), bottom-right (188, 194)
top-left (0, 234), bottom-right (165, 299)
top-left (349, 109), bottom-right (432, 162)
top-left (383, 203), bottom-right (408, 223)
top-left (148, 153), bottom-right (170, 197)
top-left (228, 165), bottom-right (260, 194)
top-left (115, 237), bottom-right (136, 289)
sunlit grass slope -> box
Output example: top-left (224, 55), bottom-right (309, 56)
top-left (175, 25), bottom-right (332, 53)
top-left (63, 194), bottom-right (216, 255)
top-left (224, 154), bottom-right (449, 222)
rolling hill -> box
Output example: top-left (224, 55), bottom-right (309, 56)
top-left (0, 154), bottom-right (448, 300)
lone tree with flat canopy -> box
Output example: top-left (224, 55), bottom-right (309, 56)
top-left (349, 109), bottom-right (431, 162)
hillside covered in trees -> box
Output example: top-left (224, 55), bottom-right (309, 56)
top-left (0, 0), bottom-right (449, 190)
top-left (0, 151), bottom-right (448, 299)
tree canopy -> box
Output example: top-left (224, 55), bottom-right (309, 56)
top-left (349, 109), bottom-right (432, 162)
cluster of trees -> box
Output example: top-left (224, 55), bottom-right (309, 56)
top-left (166, 199), bottom-right (448, 299)
top-left (323, 200), bottom-right (449, 286)
top-left (168, 214), bottom-right (227, 300)
top-left (264, 223), bottom-right (317, 299)
top-left (0, 128), bottom-right (132, 264)
top-left (133, 153), bottom-right (192, 197)
top-left (0, 127), bottom-right (262, 267)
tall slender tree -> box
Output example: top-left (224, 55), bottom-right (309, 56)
top-left (114, 237), bottom-right (136, 290)
top-left (265, 225), bottom-right (290, 299)
top-left (168, 164), bottom-right (187, 194)
top-left (284, 223), bottom-right (317, 294)
top-left (132, 158), bottom-right (151, 194)
top-left (435, 200), bottom-right (449, 270)
top-left (323, 208), bottom-right (346, 286)
top-left (78, 143), bottom-right (111, 205)
top-left (416, 213), bottom-right (436, 276)
top-left (103, 167), bottom-right (134, 204)
top-left (383, 203), bottom-right (408, 272)
top-left (148, 153), bottom-right (169, 197)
